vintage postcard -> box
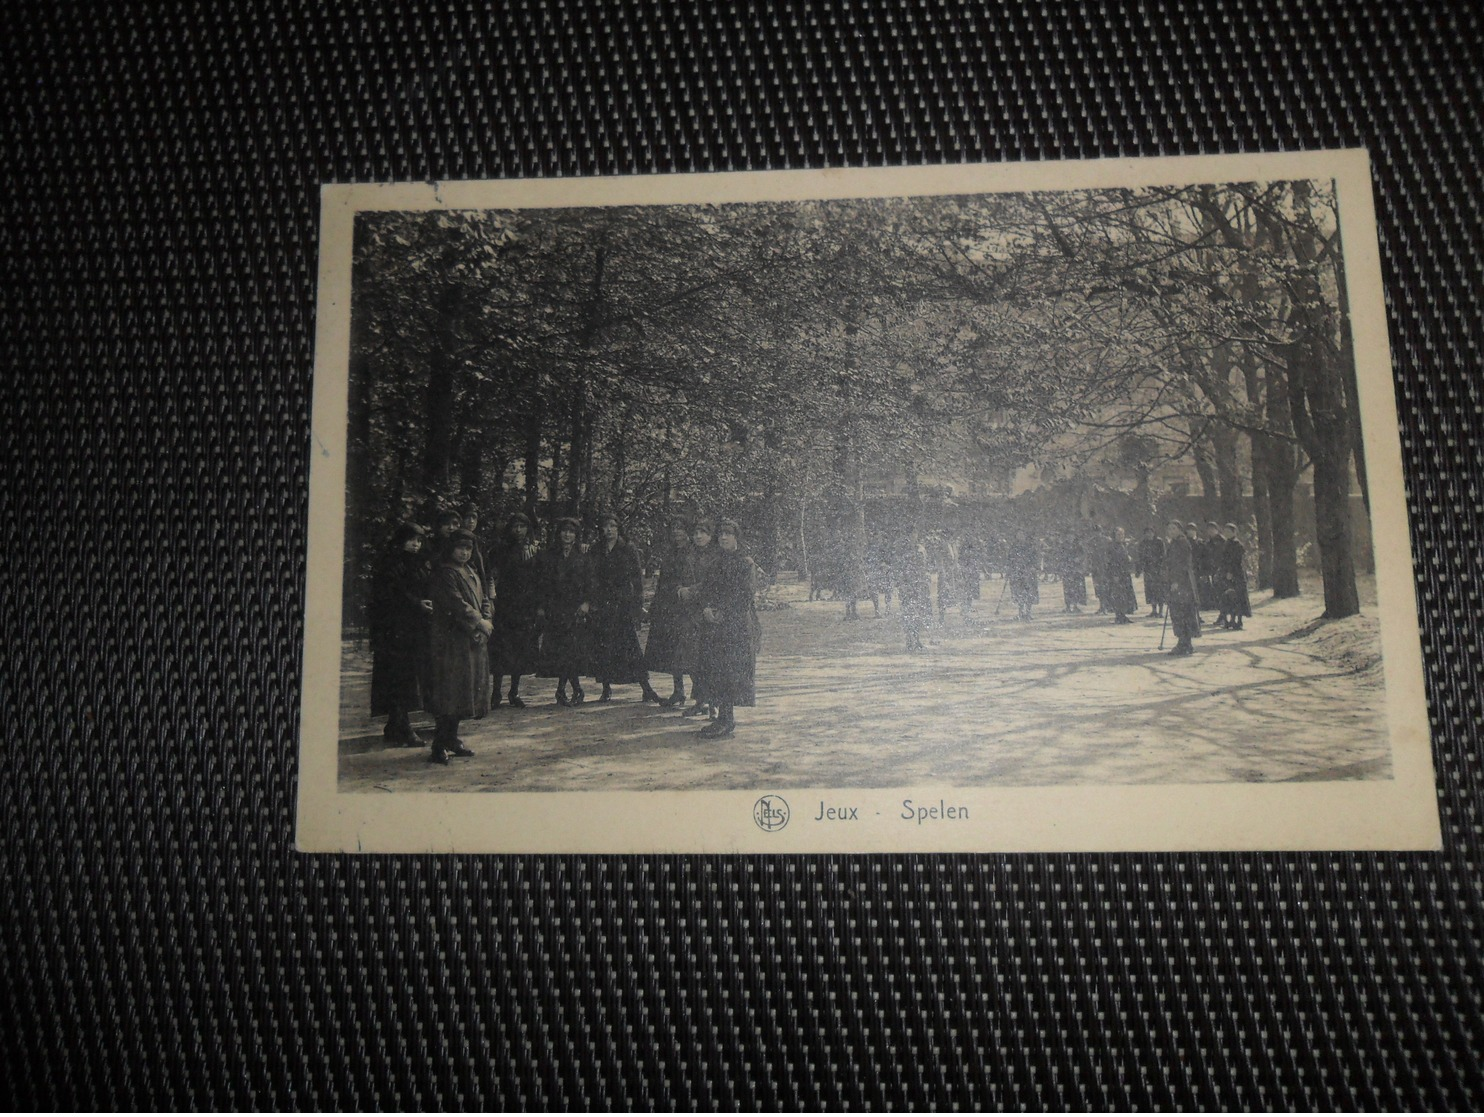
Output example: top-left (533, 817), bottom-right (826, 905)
top-left (296, 151), bottom-right (1440, 853)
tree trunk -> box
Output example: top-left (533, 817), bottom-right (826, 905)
top-left (1312, 451), bottom-right (1360, 617)
top-left (458, 433), bottom-right (483, 502)
top-left (523, 409), bottom-right (541, 522)
top-left (422, 287), bottom-right (461, 496)
top-left (1212, 423), bottom-right (1243, 525)
top-left (1268, 446), bottom-right (1301, 599)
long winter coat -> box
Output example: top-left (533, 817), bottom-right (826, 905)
top-left (490, 536), bottom-right (543, 674)
top-left (1007, 541), bottom-right (1040, 606)
top-left (645, 541), bottom-right (694, 674)
top-left (697, 548), bottom-right (760, 707)
top-left (1194, 539), bottom-right (1221, 610)
top-left (1059, 537), bottom-right (1088, 607)
top-left (587, 537), bottom-right (649, 684)
top-left (678, 544), bottom-right (720, 696)
top-left (1221, 539), bottom-right (1253, 618)
top-left (1102, 538), bottom-right (1139, 616)
top-left (424, 559), bottom-right (492, 719)
top-left (368, 548), bottom-right (429, 716)
top-left (1137, 536), bottom-right (1167, 606)
top-left (536, 545), bottom-right (589, 676)
top-left (1164, 534), bottom-right (1202, 641)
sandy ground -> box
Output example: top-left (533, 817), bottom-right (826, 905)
top-left (337, 572), bottom-right (1392, 792)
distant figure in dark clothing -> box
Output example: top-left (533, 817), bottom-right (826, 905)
top-left (1088, 521), bottom-right (1108, 614)
top-left (489, 512), bottom-right (542, 709)
top-left (1164, 519), bottom-right (1202, 656)
top-left (586, 513), bottom-right (663, 704)
top-left (1218, 522), bottom-right (1253, 630)
top-left (540, 517), bottom-right (590, 706)
top-left (1058, 532), bottom-right (1088, 612)
top-left (424, 529), bottom-right (490, 763)
top-left (1007, 530), bottom-right (1040, 621)
top-left (677, 517), bottom-right (720, 718)
top-left (646, 518), bottom-right (695, 706)
top-left (866, 538), bottom-right (894, 616)
top-left (694, 519), bottom-right (761, 739)
top-left (369, 523), bottom-right (432, 747)
top-left (896, 530), bottom-right (931, 651)
top-left (1137, 527), bottom-right (1166, 617)
top-left (1196, 521), bottom-right (1224, 612)
top-left (1103, 527), bottom-right (1139, 624)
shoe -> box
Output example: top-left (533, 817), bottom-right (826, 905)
top-left (403, 729), bottom-right (428, 747)
top-left (597, 685), bottom-right (613, 703)
top-left (682, 703), bottom-right (709, 718)
top-left (447, 743), bottom-right (474, 758)
top-left (427, 747), bottom-right (448, 765)
top-left (491, 694), bottom-right (503, 709)
top-left (1114, 615), bottom-right (1130, 625)
top-left (660, 691), bottom-right (686, 708)
top-left (713, 721), bottom-right (735, 739)
top-left (697, 721), bottom-right (726, 738)
top-left (1169, 644), bottom-right (1193, 657)
top-left (642, 688), bottom-right (663, 704)
top-left (571, 685), bottom-right (586, 704)
top-left (508, 694), bottom-right (525, 709)
top-left (555, 690), bottom-right (570, 707)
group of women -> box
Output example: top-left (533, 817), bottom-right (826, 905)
top-left (367, 511), bottom-right (762, 764)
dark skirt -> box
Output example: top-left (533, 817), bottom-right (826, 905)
top-left (645, 600), bottom-right (688, 674)
top-left (1222, 579), bottom-right (1253, 618)
top-left (697, 615), bottom-right (758, 707)
top-left (1143, 566), bottom-right (1167, 606)
top-left (1010, 571), bottom-right (1040, 606)
top-left (588, 608), bottom-right (649, 683)
top-left (1061, 574), bottom-right (1087, 607)
top-left (369, 642), bottom-right (421, 716)
top-left (491, 612), bottom-right (541, 675)
top-left (1105, 572), bottom-right (1139, 615)
top-left (533, 617), bottom-right (589, 679)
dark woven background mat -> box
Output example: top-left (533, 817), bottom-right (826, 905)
top-left (4, 1), bottom-right (1481, 1108)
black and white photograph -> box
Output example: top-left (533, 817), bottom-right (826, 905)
top-left (297, 154), bottom-right (1438, 852)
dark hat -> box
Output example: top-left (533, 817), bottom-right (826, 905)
top-left (436, 508), bottom-right (462, 525)
top-left (554, 516), bottom-right (581, 533)
top-left (598, 511), bottom-right (621, 528)
top-left (716, 518), bottom-right (741, 538)
top-left (448, 528), bottom-right (477, 546)
top-left (459, 502), bottom-right (480, 517)
top-left (668, 515), bottom-right (693, 533)
top-left (692, 516), bottom-right (716, 534)
top-left (505, 511), bottom-right (533, 530)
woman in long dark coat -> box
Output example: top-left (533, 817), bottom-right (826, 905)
top-left (539, 517), bottom-right (590, 706)
top-left (586, 513), bottom-right (663, 704)
top-left (695, 518), bottom-right (760, 739)
top-left (677, 517), bottom-right (719, 718)
top-left (369, 523), bottom-right (431, 746)
top-left (1137, 527), bottom-right (1166, 617)
top-left (1058, 532), bottom-right (1088, 613)
top-left (489, 512), bottom-right (543, 709)
top-left (424, 529), bottom-right (491, 764)
top-left (1007, 530), bottom-right (1040, 621)
top-left (1218, 523), bottom-right (1253, 630)
top-left (895, 530), bottom-right (931, 652)
top-left (1103, 527), bottom-right (1140, 624)
top-left (645, 518), bottom-right (694, 706)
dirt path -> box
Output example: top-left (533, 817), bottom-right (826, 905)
top-left (337, 573), bottom-right (1391, 792)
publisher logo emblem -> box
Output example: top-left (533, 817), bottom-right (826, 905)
top-left (753, 795), bottom-right (791, 832)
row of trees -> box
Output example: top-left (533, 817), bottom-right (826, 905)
top-left (346, 177), bottom-right (1368, 617)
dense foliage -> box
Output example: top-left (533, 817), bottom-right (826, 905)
top-left (345, 179), bottom-right (1366, 618)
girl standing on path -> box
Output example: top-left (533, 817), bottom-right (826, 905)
top-left (695, 519), bottom-right (761, 739)
top-left (540, 517), bottom-right (590, 707)
top-left (645, 518), bottom-right (695, 707)
top-left (368, 523), bottom-right (432, 747)
top-left (424, 529), bottom-right (491, 764)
